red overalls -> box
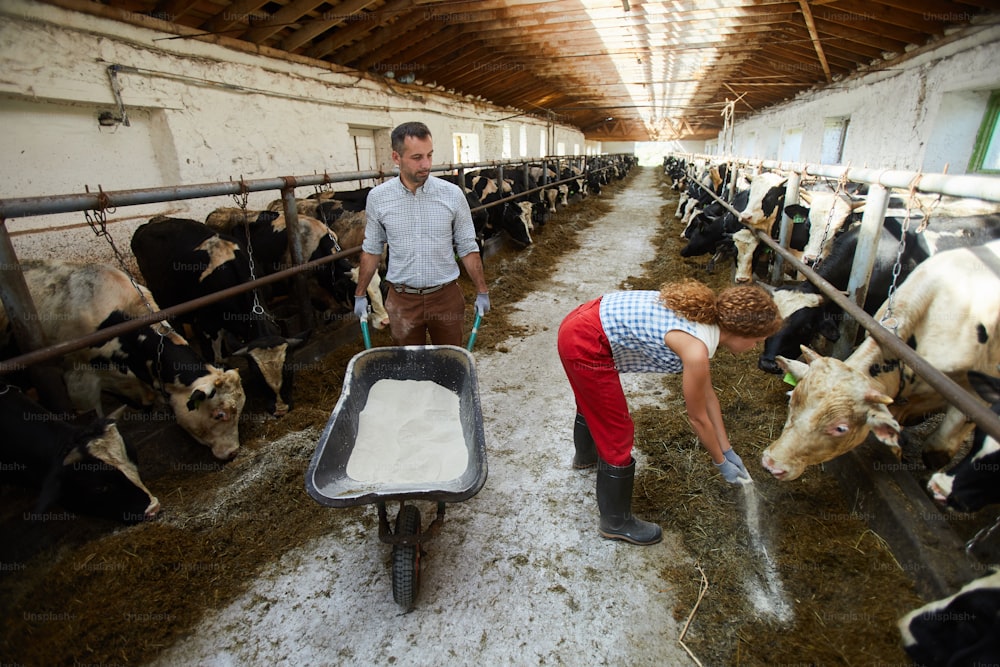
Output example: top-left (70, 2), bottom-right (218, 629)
top-left (557, 297), bottom-right (634, 466)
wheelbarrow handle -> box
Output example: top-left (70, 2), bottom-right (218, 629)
top-left (467, 311), bottom-right (483, 351)
top-left (360, 318), bottom-right (372, 350)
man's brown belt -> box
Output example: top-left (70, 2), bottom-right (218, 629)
top-left (391, 281), bottom-right (453, 295)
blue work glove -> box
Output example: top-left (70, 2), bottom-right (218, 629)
top-left (353, 295), bottom-right (369, 321)
top-left (475, 292), bottom-right (491, 316)
top-left (723, 448), bottom-right (749, 478)
top-left (715, 456), bottom-right (751, 484)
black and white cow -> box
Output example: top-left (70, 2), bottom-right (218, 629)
top-left (131, 217), bottom-right (303, 417)
top-left (205, 208), bottom-right (357, 312)
top-left (0, 260), bottom-right (246, 460)
top-left (927, 369), bottom-right (1000, 512)
top-left (898, 569), bottom-right (1000, 667)
top-left (0, 385), bottom-right (160, 523)
top-left (467, 172), bottom-right (533, 246)
top-left (733, 171), bottom-right (789, 282)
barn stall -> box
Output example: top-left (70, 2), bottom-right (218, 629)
top-left (3, 1), bottom-right (1000, 665)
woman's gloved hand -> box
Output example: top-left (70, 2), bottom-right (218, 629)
top-left (723, 448), bottom-right (750, 478)
top-left (715, 456), bottom-right (751, 484)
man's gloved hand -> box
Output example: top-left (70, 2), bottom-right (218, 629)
top-left (723, 448), bottom-right (750, 479)
top-left (475, 292), bottom-right (491, 316)
top-left (715, 457), bottom-right (752, 484)
top-left (354, 295), bottom-right (369, 321)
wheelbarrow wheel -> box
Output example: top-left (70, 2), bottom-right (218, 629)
top-left (392, 504), bottom-right (421, 610)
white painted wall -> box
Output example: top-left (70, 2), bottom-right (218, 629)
top-left (0, 0), bottom-right (584, 262)
top-left (726, 18), bottom-right (1000, 173)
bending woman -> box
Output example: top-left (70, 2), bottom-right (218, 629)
top-left (557, 279), bottom-right (783, 545)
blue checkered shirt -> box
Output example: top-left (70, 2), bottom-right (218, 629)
top-left (599, 291), bottom-right (718, 373)
top-left (363, 175), bottom-right (479, 289)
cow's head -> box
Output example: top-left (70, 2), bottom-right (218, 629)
top-left (732, 228), bottom-right (759, 283)
top-left (40, 411), bottom-right (160, 523)
top-left (761, 346), bottom-right (900, 481)
top-left (789, 192), bottom-right (864, 265)
top-left (232, 335), bottom-right (305, 417)
top-left (739, 172), bottom-right (787, 229)
top-left (168, 366), bottom-right (246, 460)
top-left (927, 370), bottom-right (1000, 512)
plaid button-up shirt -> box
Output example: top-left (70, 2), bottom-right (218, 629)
top-left (363, 175), bottom-right (479, 289)
top-left (599, 290), bottom-right (719, 373)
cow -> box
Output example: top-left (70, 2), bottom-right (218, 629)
top-left (761, 239), bottom-right (1000, 481)
top-left (758, 213), bottom-right (1000, 375)
top-left (784, 189), bottom-right (865, 265)
top-left (0, 385), bottom-right (160, 523)
top-left (927, 369), bottom-right (1000, 512)
top-left (436, 174), bottom-right (493, 243)
top-left (734, 171), bottom-right (789, 282)
top-left (898, 569), bottom-right (1000, 666)
top-left (205, 208), bottom-right (385, 322)
top-left (131, 217), bottom-right (303, 417)
top-left (466, 172), bottom-right (533, 246)
top-left (0, 260), bottom-right (246, 460)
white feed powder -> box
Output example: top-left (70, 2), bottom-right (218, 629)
top-left (346, 379), bottom-right (469, 484)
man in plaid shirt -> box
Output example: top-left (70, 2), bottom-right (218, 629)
top-left (354, 121), bottom-right (489, 345)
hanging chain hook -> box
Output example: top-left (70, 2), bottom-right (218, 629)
top-left (83, 184), bottom-right (171, 394)
top-left (231, 177), bottom-right (269, 319)
top-left (880, 174), bottom-right (923, 334)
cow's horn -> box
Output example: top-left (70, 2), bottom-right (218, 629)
top-left (864, 389), bottom-right (894, 405)
top-left (799, 345), bottom-right (823, 363)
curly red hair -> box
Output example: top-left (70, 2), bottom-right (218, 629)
top-left (659, 279), bottom-right (782, 338)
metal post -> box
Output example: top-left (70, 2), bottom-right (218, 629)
top-left (280, 183), bottom-right (315, 331)
top-left (0, 220), bottom-right (74, 410)
top-left (771, 171), bottom-right (801, 283)
top-left (832, 183), bottom-right (890, 359)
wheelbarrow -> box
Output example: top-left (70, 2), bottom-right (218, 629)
top-left (304, 313), bottom-right (487, 610)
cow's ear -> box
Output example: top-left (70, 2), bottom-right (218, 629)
top-left (867, 404), bottom-right (901, 452)
top-left (776, 356), bottom-right (810, 380)
top-left (799, 345), bottom-right (823, 364)
top-left (107, 404), bottom-right (128, 421)
top-left (186, 389), bottom-right (207, 411)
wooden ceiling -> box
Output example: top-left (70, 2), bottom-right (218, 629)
top-left (46, 0), bottom-right (999, 140)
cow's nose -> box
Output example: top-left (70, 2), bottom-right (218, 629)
top-left (757, 356), bottom-right (782, 375)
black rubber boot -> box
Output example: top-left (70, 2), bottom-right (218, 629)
top-left (573, 413), bottom-right (598, 469)
top-left (597, 458), bottom-right (662, 545)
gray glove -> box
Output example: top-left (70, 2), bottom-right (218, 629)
top-left (354, 295), bottom-right (369, 321)
top-left (723, 448), bottom-right (749, 478)
top-left (475, 292), bottom-right (491, 316)
top-left (715, 457), bottom-right (751, 484)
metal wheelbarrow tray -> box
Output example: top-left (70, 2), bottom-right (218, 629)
top-left (305, 344), bottom-right (487, 609)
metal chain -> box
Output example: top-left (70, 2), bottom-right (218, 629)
top-left (880, 176), bottom-right (923, 333)
top-left (83, 185), bottom-right (170, 394)
top-left (965, 511), bottom-right (1000, 555)
top-left (231, 178), bottom-right (268, 319)
top-left (811, 169), bottom-right (850, 271)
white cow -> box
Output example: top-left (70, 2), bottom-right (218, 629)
top-left (761, 239), bottom-right (1000, 481)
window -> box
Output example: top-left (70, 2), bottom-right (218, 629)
top-left (969, 91), bottom-right (1000, 174)
top-left (502, 125), bottom-right (512, 159)
top-left (820, 117), bottom-right (850, 165)
top-left (519, 126), bottom-right (528, 157)
top-left (539, 129), bottom-right (546, 157)
top-left (452, 132), bottom-right (479, 163)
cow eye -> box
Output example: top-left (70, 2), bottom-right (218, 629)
top-left (833, 424), bottom-right (850, 435)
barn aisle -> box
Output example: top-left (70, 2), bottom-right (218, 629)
top-left (149, 166), bottom-right (694, 665)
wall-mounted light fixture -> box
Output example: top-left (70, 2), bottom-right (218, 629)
top-left (97, 110), bottom-right (124, 127)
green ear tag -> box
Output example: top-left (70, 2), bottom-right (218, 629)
top-left (793, 214), bottom-right (806, 224)
top-left (782, 372), bottom-right (798, 387)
